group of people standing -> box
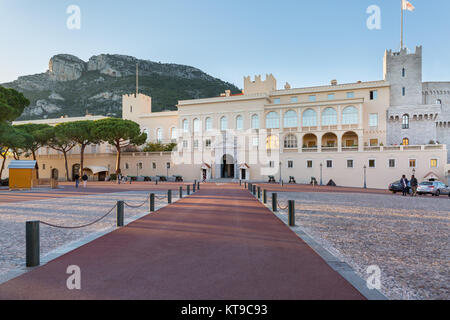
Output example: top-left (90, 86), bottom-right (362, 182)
top-left (74, 173), bottom-right (89, 188)
top-left (400, 174), bottom-right (418, 197)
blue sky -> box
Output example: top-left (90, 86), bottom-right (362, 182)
top-left (0, 0), bottom-right (449, 88)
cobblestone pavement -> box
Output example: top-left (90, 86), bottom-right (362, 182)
top-left (0, 190), bottom-right (171, 278)
top-left (275, 191), bottom-right (450, 300)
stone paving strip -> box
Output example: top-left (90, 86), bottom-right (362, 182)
top-left (274, 191), bottom-right (450, 300)
top-left (0, 190), bottom-right (172, 280)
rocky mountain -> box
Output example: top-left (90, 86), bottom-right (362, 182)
top-left (2, 54), bottom-right (241, 120)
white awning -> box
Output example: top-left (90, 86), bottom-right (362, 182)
top-left (239, 163), bottom-right (250, 169)
top-left (201, 163), bottom-right (211, 170)
top-left (84, 166), bottom-right (109, 174)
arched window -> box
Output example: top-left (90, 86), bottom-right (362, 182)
top-left (205, 117), bottom-right (213, 131)
top-left (182, 119), bottom-right (189, 132)
top-left (266, 112), bottom-right (280, 129)
top-left (266, 135), bottom-right (279, 150)
top-left (193, 118), bottom-right (201, 133)
top-left (170, 127), bottom-right (177, 141)
top-left (402, 114), bottom-right (409, 129)
top-left (342, 106), bottom-right (358, 124)
top-left (220, 116), bottom-right (228, 131)
top-left (236, 115), bottom-right (243, 130)
top-left (402, 138), bottom-right (409, 146)
top-left (251, 114), bottom-right (259, 129)
top-left (436, 99), bottom-right (442, 105)
top-left (156, 128), bottom-right (163, 143)
top-left (322, 107), bottom-right (337, 125)
top-left (302, 109), bottom-right (317, 127)
top-left (284, 110), bottom-right (298, 128)
top-left (284, 134), bottom-right (298, 149)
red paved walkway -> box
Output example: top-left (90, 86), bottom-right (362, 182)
top-left (0, 183), bottom-right (365, 300)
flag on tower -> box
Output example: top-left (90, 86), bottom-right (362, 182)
top-left (402, 0), bottom-right (415, 11)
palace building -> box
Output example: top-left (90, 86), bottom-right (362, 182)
top-left (11, 46), bottom-right (450, 188)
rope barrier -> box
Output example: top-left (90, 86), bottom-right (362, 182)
top-left (124, 194), bottom-right (151, 208)
top-left (40, 204), bottom-right (117, 229)
top-left (277, 200), bottom-right (289, 211)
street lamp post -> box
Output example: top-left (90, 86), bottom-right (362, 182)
top-left (320, 163), bottom-right (323, 186)
top-left (363, 165), bottom-right (367, 189)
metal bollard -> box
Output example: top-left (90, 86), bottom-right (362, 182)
top-left (288, 200), bottom-right (295, 226)
top-left (244, 182), bottom-right (247, 189)
top-left (272, 193), bottom-right (277, 212)
top-left (150, 193), bottom-right (155, 212)
top-left (168, 190), bottom-right (172, 204)
top-left (240, 180), bottom-right (242, 186)
top-left (117, 201), bottom-right (124, 227)
top-left (26, 221), bottom-right (40, 267)
top-left (263, 189), bottom-right (267, 204)
top-left (248, 183), bottom-right (252, 192)
top-left (187, 185), bottom-right (191, 195)
top-left (257, 186), bottom-right (261, 199)
top-left (179, 186), bottom-right (183, 198)
top-left (193, 183), bottom-right (196, 193)
top-left (197, 182), bottom-right (200, 190)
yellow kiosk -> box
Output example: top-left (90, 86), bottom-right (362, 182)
top-left (8, 160), bottom-right (38, 190)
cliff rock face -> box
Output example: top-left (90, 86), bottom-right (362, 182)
top-left (2, 54), bottom-right (240, 120)
top-left (48, 54), bottom-right (86, 81)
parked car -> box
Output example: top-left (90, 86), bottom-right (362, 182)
top-left (417, 181), bottom-right (450, 196)
top-left (388, 180), bottom-right (411, 194)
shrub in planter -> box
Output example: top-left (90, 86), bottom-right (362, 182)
top-left (109, 174), bottom-right (117, 181)
top-left (144, 176), bottom-right (151, 182)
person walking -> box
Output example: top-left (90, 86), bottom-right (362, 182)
top-left (410, 175), bottom-right (418, 197)
top-left (74, 173), bottom-right (80, 189)
top-left (400, 175), bottom-right (409, 196)
top-left (82, 173), bottom-right (88, 188)
top-left (117, 172), bottom-right (122, 185)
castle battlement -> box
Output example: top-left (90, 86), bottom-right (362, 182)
top-left (243, 74), bottom-right (277, 95)
top-left (385, 45), bottom-right (422, 57)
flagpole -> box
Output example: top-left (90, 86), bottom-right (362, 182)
top-left (401, 0), bottom-right (404, 49)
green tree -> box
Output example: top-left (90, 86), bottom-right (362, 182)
top-left (58, 120), bottom-right (100, 176)
top-left (0, 86), bottom-right (29, 122)
top-left (0, 124), bottom-right (28, 179)
top-left (92, 118), bottom-right (147, 175)
top-left (142, 142), bottom-right (177, 152)
top-left (42, 124), bottom-right (77, 181)
top-left (13, 123), bottom-right (52, 178)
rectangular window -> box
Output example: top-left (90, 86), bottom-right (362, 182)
top-left (252, 137), bottom-right (259, 147)
top-left (42, 164), bottom-right (46, 170)
top-left (409, 159), bottom-right (416, 168)
top-left (326, 160), bottom-right (333, 168)
top-left (205, 139), bottom-right (211, 148)
top-left (291, 97), bottom-right (298, 103)
top-left (307, 160), bottom-right (313, 168)
top-left (287, 160), bottom-right (294, 168)
top-left (193, 140), bottom-right (199, 148)
top-left (182, 140), bottom-right (188, 148)
top-left (273, 98), bottom-right (281, 104)
top-left (369, 159), bottom-right (376, 168)
top-left (402, 87), bottom-right (406, 96)
top-left (328, 94), bottom-right (335, 100)
top-left (347, 160), bottom-right (354, 168)
top-left (402, 68), bottom-right (406, 77)
top-left (430, 159), bottom-right (438, 168)
top-left (309, 95), bottom-right (316, 102)
top-left (370, 90), bottom-right (378, 100)
top-left (370, 139), bottom-right (378, 146)
top-left (389, 159), bottom-right (396, 168)
top-left (369, 114), bottom-right (378, 127)
top-left (166, 162), bottom-right (171, 169)
top-left (269, 161), bottom-right (275, 168)
top-left (347, 92), bottom-right (355, 99)
top-left (152, 162), bottom-right (156, 169)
